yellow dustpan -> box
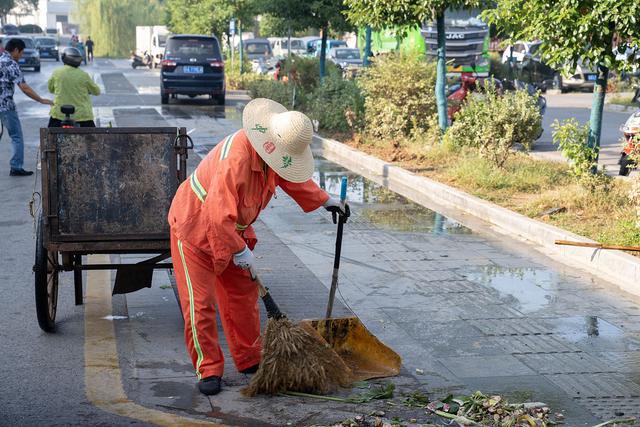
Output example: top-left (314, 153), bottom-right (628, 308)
top-left (301, 177), bottom-right (401, 382)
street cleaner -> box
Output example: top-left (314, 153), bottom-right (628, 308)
top-left (168, 98), bottom-right (349, 396)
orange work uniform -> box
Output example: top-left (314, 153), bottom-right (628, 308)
top-left (168, 129), bottom-right (329, 379)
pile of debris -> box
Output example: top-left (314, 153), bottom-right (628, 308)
top-left (426, 391), bottom-right (554, 426)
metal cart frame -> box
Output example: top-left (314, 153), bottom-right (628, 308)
top-left (34, 127), bottom-right (192, 332)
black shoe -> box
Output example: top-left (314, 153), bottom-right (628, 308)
top-left (240, 364), bottom-right (259, 374)
top-left (197, 376), bottom-right (222, 395)
top-left (10, 168), bottom-right (33, 176)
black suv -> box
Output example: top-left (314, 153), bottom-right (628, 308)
top-left (160, 35), bottom-right (225, 105)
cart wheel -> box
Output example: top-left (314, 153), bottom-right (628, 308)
top-left (35, 215), bottom-right (59, 332)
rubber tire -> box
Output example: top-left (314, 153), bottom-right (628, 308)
top-left (619, 153), bottom-right (634, 176)
top-left (161, 91), bottom-right (169, 105)
top-left (132, 63), bottom-right (136, 69)
top-left (34, 66), bottom-right (40, 72)
top-left (216, 94), bottom-right (225, 106)
top-left (35, 215), bottom-right (58, 333)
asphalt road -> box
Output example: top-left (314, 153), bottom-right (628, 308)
top-left (0, 59), bottom-right (638, 426)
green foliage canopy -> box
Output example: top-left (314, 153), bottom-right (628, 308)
top-left (75, 0), bottom-right (164, 57)
top-left (344, 0), bottom-right (482, 32)
top-left (165, 0), bottom-right (256, 38)
top-left (483, 0), bottom-right (640, 73)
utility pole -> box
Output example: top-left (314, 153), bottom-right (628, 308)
top-left (238, 19), bottom-right (243, 74)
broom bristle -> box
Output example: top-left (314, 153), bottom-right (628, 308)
top-left (241, 318), bottom-right (352, 396)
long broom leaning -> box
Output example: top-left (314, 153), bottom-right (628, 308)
top-left (241, 267), bottom-right (352, 396)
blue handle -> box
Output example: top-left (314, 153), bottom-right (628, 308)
top-left (340, 177), bottom-right (348, 202)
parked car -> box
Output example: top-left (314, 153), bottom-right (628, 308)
top-left (1, 24), bottom-right (19, 35)
top-left (18, 24), bottom-right (44, 35)
top-left (301, 36), bottom-right (321, 55)
top-left (243, 38), bottom-right (278, 74)
top-left (312, 39), bottom-right (347, 58)
top-left (328, 47), bottom-right (363, 76)
top-left (271, 37), bottom-right (307, 58)
top-left (160, 34), bottom-right (225, 105)
top-left (502, 41), bottom-right (541, 64)
top-left (243, 38), bottom-right (273, 60)
top-left (35, 36), bottom-right (59, 61)
top-left (1, 36), bottom-right (40, 71)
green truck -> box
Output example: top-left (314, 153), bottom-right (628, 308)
top-left (359, 8), bottom-right (490, 76)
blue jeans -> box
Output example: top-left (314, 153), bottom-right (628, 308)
top-left (0, 109), bottom-right (24, 170)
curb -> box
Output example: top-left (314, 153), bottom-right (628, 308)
top-left (605, 103), bottom-right (638, 113)
top-left (314, 135), bottom-right (640, 296)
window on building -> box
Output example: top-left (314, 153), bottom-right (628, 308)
top-left (56, 15), bottom-right (68, 24)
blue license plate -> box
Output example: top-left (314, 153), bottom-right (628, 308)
top-left (18, 59), bottom-right (25, 64)
top-left (183, 66), bottom-right (203, 74)
top-left (587, 74), bottom-right (597, 81)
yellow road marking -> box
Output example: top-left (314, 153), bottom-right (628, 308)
top-left (84, 254), bottom-right (224, 426)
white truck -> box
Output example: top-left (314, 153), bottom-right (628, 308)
top-left (136, 25), bottom-right (169, 68)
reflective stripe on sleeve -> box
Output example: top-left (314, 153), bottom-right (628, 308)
top-left (190, 171), bottom-right (207, 203)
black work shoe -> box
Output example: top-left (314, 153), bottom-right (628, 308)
top-left (197, 376), bottom-right (222, 395)
top-left (10, 168), bottom-right (33, 176)
top-left (240, 364), bottom-right (259, 374)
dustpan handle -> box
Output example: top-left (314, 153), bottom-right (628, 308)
top-left (326, 177), bottom-right (348, 319)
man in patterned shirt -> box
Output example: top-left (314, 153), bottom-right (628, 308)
top-left (0, 38), bottom-right (52, 176)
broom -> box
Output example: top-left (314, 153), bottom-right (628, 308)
top-left (241, 268), bottom-right (352, 396)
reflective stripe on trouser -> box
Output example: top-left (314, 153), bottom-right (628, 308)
top-left (170, 231), bottom-right (262, 379)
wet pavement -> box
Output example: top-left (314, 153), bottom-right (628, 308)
top-left (2, 58), bottom-right (640, 426)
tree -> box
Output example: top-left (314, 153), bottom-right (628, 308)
top-left (75, 0), bottom-right (164, 57)
top-left (165, 0), bottom-right (255, 39)
top-left (345, 0), bottom-right (482, 133)
top-left (257, 0), bottom-right (351, 80)
top-left (0, 0), bottom-right (39, 24)
top-left (483, 0), bottom-right (640, 165)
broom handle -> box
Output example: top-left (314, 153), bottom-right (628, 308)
top-left (555, 240), bottom-right (640, 252)
top-left (249, 267), bottom-right (285, 319)
top-left (326, 177), bottom-right (348, 319)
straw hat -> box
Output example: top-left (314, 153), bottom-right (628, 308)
top-left (243, 98), bottom-right (315, 183)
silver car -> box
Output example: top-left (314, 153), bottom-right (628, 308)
top-left (328, 47), bottom-right (363, 76)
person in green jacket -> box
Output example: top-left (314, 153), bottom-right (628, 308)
top-left (48, 47), bottom-right (100, 127)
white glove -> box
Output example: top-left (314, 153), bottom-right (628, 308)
top-left (233, 246), bottom-right (255, 270)
top-left (323, 197), bottom-right (346, 214)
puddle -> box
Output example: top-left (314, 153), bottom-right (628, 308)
top-left (312, 158), bottom-right (471, 234)
top-left (465, 267), bottom-right (557, 313)
top-left (547, 316), bottom-right (622, 338)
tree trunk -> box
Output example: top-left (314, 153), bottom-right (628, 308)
top-left (587, 63), bottom-right (608, 169)
top-left (435, 10), bottom-right (448, 132)
top-left (319, 25), bottom-right (328, 82)
top-left (239, 19), bottom-right (244, 74)
top-left (287, 26), bottom-right (291, 58)
top-left (363, 26), bottom-right (372, 67)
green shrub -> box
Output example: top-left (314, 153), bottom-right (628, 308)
top-left (359, 53), bottom-right (438, 141)
top-left (226, 60), bottom-right (267, 90)
top-left (444, 83), bottom-right (542, 167)
top-left (551, 118), bottom-right (606, 188)
top-left (489, 52), bottom-right (511, 81)
top-left (281, 56), bottom-right (341, 93)
top-left (247, 80), bottom-right (295, 109)
top-left (307, 75), bottom-right (365, 132)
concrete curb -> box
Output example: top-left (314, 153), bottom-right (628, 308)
top-left (314, 135), bottom-right (640, 295)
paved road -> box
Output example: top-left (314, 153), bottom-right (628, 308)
top-left (2, 60), bottom-right (640, 426)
